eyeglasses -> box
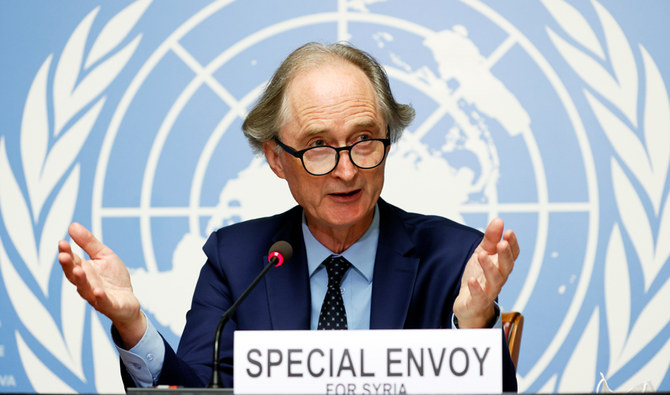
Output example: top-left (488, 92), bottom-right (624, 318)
top-left (274, 137), bottom-right (391, 176)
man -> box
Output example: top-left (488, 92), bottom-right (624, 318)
top-left (58, 42), bottom-right (519, 391)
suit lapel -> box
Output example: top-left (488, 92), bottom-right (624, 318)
top-left (262, 201), bottom-right (419, 330)
top-left (370, 199), bottom-right (419, 329)
top-left (264, 207), bottom-right (311, 330)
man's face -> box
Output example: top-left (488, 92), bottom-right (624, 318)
top-left (263, 60), bottom-right (388, 239)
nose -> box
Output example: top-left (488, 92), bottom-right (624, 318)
top-left (330, 151), bottom-right (357, 180)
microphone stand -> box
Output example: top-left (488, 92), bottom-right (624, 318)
top-left (208, 256), bottom-right (280, 388)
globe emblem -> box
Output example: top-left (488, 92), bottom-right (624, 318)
top-left (92, 1), bottom-right (597, 389)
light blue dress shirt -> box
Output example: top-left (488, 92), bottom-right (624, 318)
top-left (303, 205), bottom-right (379, 330)
top-left (115, 314), bottom-right (165, 387)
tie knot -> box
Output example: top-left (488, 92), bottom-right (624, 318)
top-left (323, 255), bottom-right (351, 286)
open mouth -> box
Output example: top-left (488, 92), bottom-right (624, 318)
top-left (330, 189), bottom-right (361, 197)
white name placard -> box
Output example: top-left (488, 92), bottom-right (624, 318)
top-left (234, 329), bottom-right (502, 394)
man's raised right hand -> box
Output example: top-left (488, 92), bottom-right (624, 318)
top-left (58, 222), bottom-right (146, 349)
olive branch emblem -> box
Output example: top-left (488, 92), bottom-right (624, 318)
top-left (0, 1), bottom-right (150, 391)
top-left (541, 0), bottom-right (670, 391)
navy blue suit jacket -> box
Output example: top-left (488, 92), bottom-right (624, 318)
top-left (122, 199), bottom-right (517, 391)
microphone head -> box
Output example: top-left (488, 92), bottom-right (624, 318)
top-left (268, 240), bottom-right (293, 267)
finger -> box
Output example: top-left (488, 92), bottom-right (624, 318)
top-left (466, 277), bottom-right (493, 311)
top-left (479, 218), bottom-right (504, 254)
top-left (58, 239), bottom-right (71, 254)
top-left (92, 287), bottom-right (110, 313)
top-left (71, 262), bottom-right (119, 318)
top-left (58, 240), bottom-right (73, 266)
top-left (454, 278), bottom-right (496, 328)
top-left (496, 240), bottom-right (515, 280)
top-left (503, 229), bottom-right (520, 260)
top-left (71, 265), bottom-right (97, 304)
top-left (59, 239), bottom-right (83, 263)
top-left (68, 222), bottom-right (108, 260)
top-left (58, 240), bottom-right (82, 282)
top-left (468, 278), bottom-right (488, 309)
top-left (478, 250), bottom-right (504, 296)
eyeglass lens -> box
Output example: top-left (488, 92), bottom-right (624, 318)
top-left (302, 140), bottom-right (386, 175)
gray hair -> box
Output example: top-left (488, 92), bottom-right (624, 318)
top-left (242, 42), bottom-right (415, 154)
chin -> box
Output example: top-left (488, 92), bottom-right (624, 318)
top-left (327, 206), bottom-right (372, 228)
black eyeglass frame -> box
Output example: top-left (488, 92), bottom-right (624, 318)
top-left (273, 137), bottom-right (391, 176)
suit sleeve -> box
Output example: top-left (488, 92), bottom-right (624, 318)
top-left (119, 231), bottom-right (237, 388)
top-left (159, 231), bottom-right (237, 387)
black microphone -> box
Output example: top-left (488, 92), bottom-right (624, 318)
top-left (208, 241), bottom-right (293, 388)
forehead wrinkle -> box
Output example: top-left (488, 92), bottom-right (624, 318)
top-left (282, 61), bottom-right (383, 139)
top-left (296, 99), bottom-right (379, 131)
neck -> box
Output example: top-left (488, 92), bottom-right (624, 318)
top-left (307, 212), bottom-right (374, 254)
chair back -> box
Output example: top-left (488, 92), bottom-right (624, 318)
top-left (502, 311), bottom-right (524, 368)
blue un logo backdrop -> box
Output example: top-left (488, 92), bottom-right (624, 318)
top-left (0, 0), bottom-right (669, 392)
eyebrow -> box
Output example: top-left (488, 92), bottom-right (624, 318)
top-left (303, 127), bottom-right (328, 137)
top-left (303, 120), bottom-right (381, 136)
top-left (353, 120), bottom-right (381, 131)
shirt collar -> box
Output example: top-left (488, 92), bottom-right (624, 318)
top-left (303, 205), bottom-right (379, 283)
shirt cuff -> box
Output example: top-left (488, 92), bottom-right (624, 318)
top-left (452, 302), bottom-right (502, 329)
top-left (112, 314), bottom-right (165, 387)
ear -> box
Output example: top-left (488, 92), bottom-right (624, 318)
top-left (263, 140), bottom-right (286, 179)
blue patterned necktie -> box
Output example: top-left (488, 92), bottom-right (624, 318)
top-left (317, 255), bottom-right (351, 330)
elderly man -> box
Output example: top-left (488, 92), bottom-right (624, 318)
top-left (58, 42), bottom-right (519, 391)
